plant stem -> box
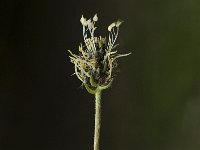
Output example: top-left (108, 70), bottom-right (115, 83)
top-left (94, 89), bottom-right (102, 150)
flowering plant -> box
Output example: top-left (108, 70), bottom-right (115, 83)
top-left (68, 14), bottom-right (131, 150)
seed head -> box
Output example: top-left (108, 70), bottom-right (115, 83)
top-left (69, 14), bottom-right (131, 94)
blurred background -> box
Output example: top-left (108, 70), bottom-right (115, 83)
top-left (0, 0), bottom-right (200, 150)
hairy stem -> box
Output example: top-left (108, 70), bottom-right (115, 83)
top-left (94, 89), bottom-right (102, 150)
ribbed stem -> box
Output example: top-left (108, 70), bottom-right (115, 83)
top-left (94, 89), bottom-right (102, 150)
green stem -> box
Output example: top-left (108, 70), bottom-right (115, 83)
top-left (94, 89), bottom-right (102, 150)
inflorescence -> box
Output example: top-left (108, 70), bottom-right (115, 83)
top-left (68, 14), bottom-right (131, 94)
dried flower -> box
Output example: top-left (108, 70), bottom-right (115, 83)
top-left (69, 14), bottom-right (131, 94)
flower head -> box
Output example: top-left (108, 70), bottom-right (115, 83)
top-left (69, 14), bottom-right (131, 94)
